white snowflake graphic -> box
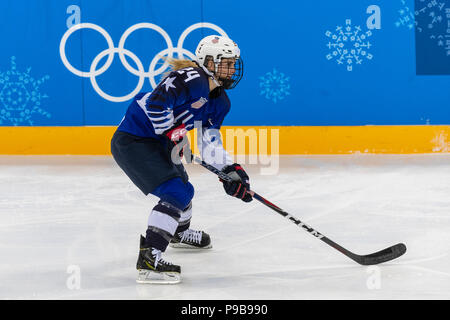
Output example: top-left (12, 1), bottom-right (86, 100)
top-left (395, 0), bottom-right (416, 29)
top-left (414, 0), bottom-right (450, 56)
top-left (325, 19), bottom-right (374, 71)
top-left (259, 68), bottom-right (290, 103)
top-left (415, 0), bottom-right (447, 32)
top-left (0, 56), bottom-right (51, 125)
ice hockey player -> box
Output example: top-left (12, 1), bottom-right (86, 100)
top-left (110, 35), bottom-right (253, 284)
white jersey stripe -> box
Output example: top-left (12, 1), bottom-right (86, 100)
top-left (153, 119), bottom-right (174, 129)
top-left (182, 114), bottom-right (194, 123)
top-left (149, 113), bottom-right (174, 122)
top-left (174, 110), bottom-right (189, 122)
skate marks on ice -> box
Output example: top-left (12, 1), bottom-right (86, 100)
top-left (1, 155), bottom-right (450, 299)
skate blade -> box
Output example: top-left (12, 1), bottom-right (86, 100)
top-left (169, 242), bottom-right (212, 249)
top-left (136, 269), bottom-right (181, 284)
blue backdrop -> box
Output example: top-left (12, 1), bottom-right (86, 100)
top-left (0, 0), bottom-right (449, 126)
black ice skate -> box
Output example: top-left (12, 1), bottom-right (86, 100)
top-left (169, 229), bottom-right (212, 249)
top-left (136, 235), bottom-right (181, 284)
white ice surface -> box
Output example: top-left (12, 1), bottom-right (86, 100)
top-left (0, 155), bottom-right (449, 300)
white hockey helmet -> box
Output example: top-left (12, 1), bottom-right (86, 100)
top-left (195, 35), bottom-right (243, 89)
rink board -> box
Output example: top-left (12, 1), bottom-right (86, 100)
top-left (0, 125), bottom-right (449, 154)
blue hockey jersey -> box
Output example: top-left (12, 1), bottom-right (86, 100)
top-left (117, 66), bottom-right (231, 140)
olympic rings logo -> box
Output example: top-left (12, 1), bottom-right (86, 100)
top-left (59, 22), bottom-right (228, 102)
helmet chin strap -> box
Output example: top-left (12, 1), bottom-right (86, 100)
top-left (200, 64), bottom-right (221, 87)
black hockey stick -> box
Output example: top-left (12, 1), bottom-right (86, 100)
top-left (193, 156), bottom-right (407, 266)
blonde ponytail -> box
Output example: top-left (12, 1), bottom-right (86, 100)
top-left (161, 58), bottom-right (199, 79)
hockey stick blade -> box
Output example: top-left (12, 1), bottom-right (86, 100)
top-left (350, 243), bottom-right (407, 266)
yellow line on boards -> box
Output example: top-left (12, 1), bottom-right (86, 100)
top-left (0, 126), bottom-right (449, 155)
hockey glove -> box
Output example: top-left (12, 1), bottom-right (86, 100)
top-left (164, 122), bottom-right (192, 162)
top-left (165, 122), bottom-right (188, 142)
top-left (220, 163), bottom-right (253, 202)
